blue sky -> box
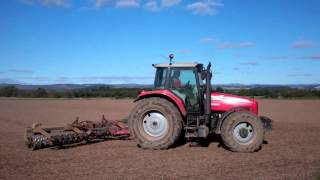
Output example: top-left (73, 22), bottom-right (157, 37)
top-left (0, 0), bottom-right (319, 85)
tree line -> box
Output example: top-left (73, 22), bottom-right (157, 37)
top-left (0, 85), bottom-right (319, 99)
top-left (0, 86), bottom-right (147, 98)
top-left (220, 87), bottom-right (320, 99)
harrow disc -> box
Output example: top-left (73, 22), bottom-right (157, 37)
top-left (25, 115), bottom-right (130, 150)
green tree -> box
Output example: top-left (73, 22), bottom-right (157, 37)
top-left (0, 86), bottom-right (19, 97)
top-left (215, 86), bottom-right (225, 93)
top-left (33, 88), bottom-right (48, 98)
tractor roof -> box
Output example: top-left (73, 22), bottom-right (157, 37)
top-left (153, 62), bottom-right (202, 68)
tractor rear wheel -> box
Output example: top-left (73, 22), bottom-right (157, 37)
top-left (221, 111), bottom-right (264, 152)
top-left (129, 97), bottom-right (183, 149)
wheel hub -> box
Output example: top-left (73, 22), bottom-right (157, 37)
top-left (239, 128), bottom-right (249, 138)
top-left (233, 122), bottom-right (254, 144)
top-left (142, 112), bottom-right (169, 138)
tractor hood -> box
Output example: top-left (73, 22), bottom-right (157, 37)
top-left (211, 92), bottom-right (258, 115)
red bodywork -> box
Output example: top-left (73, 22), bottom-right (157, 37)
top-left (211, 92), bottom-right (258, 115)
top-left (136, 90), bottom-right (258, 116)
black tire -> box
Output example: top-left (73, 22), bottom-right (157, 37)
top-left (221, 111), bottom-right (264, 152)
top-left (128, 97), bottom-right (183, 149)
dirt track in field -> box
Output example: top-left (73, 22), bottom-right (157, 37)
top-left (0, 99), bottom-right (320, 180)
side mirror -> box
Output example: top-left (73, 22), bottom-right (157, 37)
top-left (206, 62), bottom-right (211, 71)
top-left (201, 62), bottom-right (212, 80)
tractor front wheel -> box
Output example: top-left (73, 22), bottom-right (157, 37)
top-left (221, 111), bottom-right (264, 152)
top-left (129, 97), bottom-right (183, 149)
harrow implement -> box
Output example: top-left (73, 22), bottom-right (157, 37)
top-left (25, 115), bottom-right (130, 150)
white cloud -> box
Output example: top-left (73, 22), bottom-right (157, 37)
top-left (19, 0), bottom-right (70, 7)
top-left (94, 0), bottom-right (111, 8)
top-left (161, 0), bottom-right (181, 7)
top-left (9, 69), bottom-right (34, 74)
top-left (287, 73), bottom-right (312, 77)
top-left (291, 39), bottom-right (315, 48)
top-left (241, 61), bottom-right (257, 66)
top-left (75, 75), bottom-right (153, 83)
top-left (115, 0), bottom-right (140, 8)
top-left (144, 1), bottom-right (160, 11)
top-left (0, 78), bottom-right (21, 84)
top-left (19, 0), bottom-right (33, 5)
top-left (266, 56), bottom-right (289, 60)
top-left (40, 0), bottom-right (69, 6)
top-left (186, 0), bottom-right (223, 15)
top-left (200, 37), bottom-right (217, 43)
top-left (144, 0), bottom-right (180, 12)
top-left (177, 49), bottom-right (192, 54)
top-left (19, 0), bottom-right (224, 15)
top-left (39, 0), bottom-right (70, 7)
top-left (217, 41), bottom-right (255, 49)
top-left (302, 55), bottom-right (320, 60)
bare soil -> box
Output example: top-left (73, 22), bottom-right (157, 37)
top-left (0, 99), bottom-right (320, 180)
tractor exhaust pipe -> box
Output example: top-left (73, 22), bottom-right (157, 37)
top-left (197, 63), bottom-right (212, 138)
top-left (205, 62), bottom-right (212, 124)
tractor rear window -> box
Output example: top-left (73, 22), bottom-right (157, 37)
top-left (154, 68), bottom-right (167, 89)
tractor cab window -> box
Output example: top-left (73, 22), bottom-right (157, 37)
top-left (154, 68), bottom-right (167, 89)
top-left (169, 68), bottom-right (200, 112)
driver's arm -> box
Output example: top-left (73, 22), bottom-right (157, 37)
top-left (173, 79), bottom-right (181, 89)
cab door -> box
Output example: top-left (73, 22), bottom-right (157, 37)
top-left (169, 67), bottom-right (200, 113)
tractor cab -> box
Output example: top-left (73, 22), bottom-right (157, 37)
top-left (153, 62), bottom-right (205, 113)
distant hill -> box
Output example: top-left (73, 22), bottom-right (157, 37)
top-left (0, 84), bottom-right (153, 91)
top-left (0, 83), bottom-right (319, 91)
top-left (0, 83), bottom-right (319, 99)
top-left (214, 84), bottom-right (320, 90)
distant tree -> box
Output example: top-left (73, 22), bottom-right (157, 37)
top-left (51, 92), bottom-right (63, 98)
top-left (1, 84), bottom-right (319, 99)
top-left (0, 86), bottom-right (19, 97)
top-left (18, 89), bottom-right (32, 97)
top-left (215, 86), bottom-right (225, 93)
top-left (33, 88), bottom-right (48, 98)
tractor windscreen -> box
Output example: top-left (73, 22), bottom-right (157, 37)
top-left (154, 67), bottom-right (167, 89)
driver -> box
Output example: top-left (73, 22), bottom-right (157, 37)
top-left (173, 70), bottom-right (181, 89)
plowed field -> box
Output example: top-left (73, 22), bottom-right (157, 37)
top-left (0, 99), bottom-right (319, 179)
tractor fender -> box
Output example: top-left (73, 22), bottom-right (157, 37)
top-left (214, 106), bottom-right (252, 134)
top-left (134, 90), bottom-right (187, 117)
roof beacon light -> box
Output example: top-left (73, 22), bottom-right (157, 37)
top-left (169, 54), bottom-right (174, 65)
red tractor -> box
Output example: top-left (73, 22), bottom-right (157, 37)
top-left (129, 58), bottom-right (272, 152)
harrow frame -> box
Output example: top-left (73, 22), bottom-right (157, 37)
top-left (25, 115), bottom-right (130, 150)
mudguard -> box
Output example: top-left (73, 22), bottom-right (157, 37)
top-left (135, 90), bottom-right (187, 116)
